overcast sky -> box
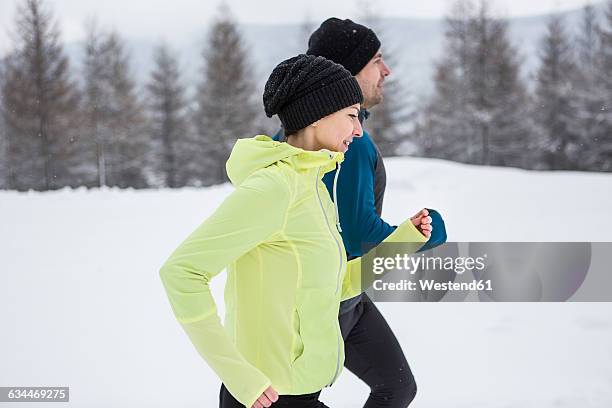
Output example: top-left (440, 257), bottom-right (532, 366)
top-left (0, 0), bottom-right (600, 51)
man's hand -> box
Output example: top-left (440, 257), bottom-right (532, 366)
top-left (410, 208), bottom-right (433, 239)
top-left (251, 386), bottom-right (279, 408)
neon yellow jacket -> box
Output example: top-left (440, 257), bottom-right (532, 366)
top-left (159, 135), bottom-right (427, 407)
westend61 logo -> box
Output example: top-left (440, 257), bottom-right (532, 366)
top-left (360, 242), bottom-right (612, 302)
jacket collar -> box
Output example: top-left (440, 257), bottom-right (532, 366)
top-left (358, 108), bottom-right (370, 124)
top-left (226, 135), bottom-right (344, 186)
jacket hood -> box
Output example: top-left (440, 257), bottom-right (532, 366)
top-left (226, 135), bottom-right (345, 186)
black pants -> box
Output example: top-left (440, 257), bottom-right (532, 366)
top-left (219, 293), bottom-right (416, 408)
top-left (220, 383), bottom-right (329, 407)
top-left (339, 293), bottom-right (417, 407)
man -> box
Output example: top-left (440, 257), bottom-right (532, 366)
top-left (273, 18), bottom-right (447, 407)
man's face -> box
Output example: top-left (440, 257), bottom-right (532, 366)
top-left (355, 49), bottom-right (391, 109)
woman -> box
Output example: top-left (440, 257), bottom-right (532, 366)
top-left (159, 54), bottom-right (432, 408)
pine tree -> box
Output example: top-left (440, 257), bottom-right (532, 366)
top-left (421, 0), bottom-right (532, 167)
top-left (193, 4), bottom-right (259, 185)
top-left (106, 32), bottom-right (150, 188)
top-left (467, 1), bottom-right (532, 167)
top-left (81, 26), bottom-right (149, 188)
top-left (146, 43), bottom-right (190, 188)
top-left (0, 62), bottom-right (7, 190)
top-left (419, 0), bottom-right (475, 162)
top-left (578, 4), bottom-right (600, 66)
top-left (592, 0), bottom-right (612, 170)
top-left (570, 4), bottom-right (605, 170)
top-left (1, 0), bottom-right (82, 190)
top-left (357, 0), bottom-right (413, 156)
top-left (82, 19), bottom-right (112, 187)
top-left (533, 13), bottom-right (579, 170)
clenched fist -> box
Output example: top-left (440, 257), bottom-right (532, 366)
top-left (410, 208), bottom-right (433, 239)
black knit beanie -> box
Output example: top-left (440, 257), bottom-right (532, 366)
top-left (307, 17), bottom-right (381, 76)
top-left (263, 54), bottom-right (363, 136)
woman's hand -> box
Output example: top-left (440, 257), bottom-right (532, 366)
top-left (251, 386), bottom-right (279, 408)
top-left (410, 208), bottom-right (433, 239)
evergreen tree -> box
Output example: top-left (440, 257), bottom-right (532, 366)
top-left (467, 1), bottom-right (532, 167)
top-left (0, 123), bottom-right (5, 190)
top-left (1, 0), bottom-right (81, 190)
top-left (81, 26), bottom-right (149, 188)
top-left (358, 0), bottom-right (414, 156)
top-left (106, 31), bottom-right (150, 188)
top-left (421, 0), bottom-right (532, 167)
top-left (82, 19), bottom-right (112, 187)
top-left (0, 62), bottom-right (7, 190)
top-left (193, 4), bottom-right (259, 185)
top-left (592, 0), bottom-right (612, 170)
top-left (419, 0), bottom-right (475, 162)
top-left (146, 43), bottom-right (190, 188)
top-left (570, 4), bottom-right (605, 170)
top-left (533, 14), bottom-right (579, 170)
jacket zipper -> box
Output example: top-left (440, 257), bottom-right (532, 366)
top-left (314, 163), bottom-right (343, 387)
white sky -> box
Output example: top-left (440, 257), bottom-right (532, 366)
top-left (0, 0), bottom-right (600, 51)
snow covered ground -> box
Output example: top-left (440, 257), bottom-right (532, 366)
top-left (1, 156), bottom-right (612, 407)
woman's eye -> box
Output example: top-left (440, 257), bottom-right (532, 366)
top-left (349, 114), bottom-right (357, 118)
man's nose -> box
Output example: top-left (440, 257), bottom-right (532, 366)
top-left (382, 61), bottom-right (391, 76)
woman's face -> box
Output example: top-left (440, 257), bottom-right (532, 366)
top-left (313, 104), bottom-right (363, 153)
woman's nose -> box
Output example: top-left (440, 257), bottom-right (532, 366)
top-left (354, 120), bottom-right (363, 137)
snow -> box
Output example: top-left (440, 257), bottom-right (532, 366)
top-left (1, 157), bottom-right (612, 407)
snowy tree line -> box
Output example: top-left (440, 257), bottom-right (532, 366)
top-left (414, 0), bottom-right (612, 171)
top-left (0, 0), bottom-right (611, 192)
top-left (0, 0), bottom-right (268, 191)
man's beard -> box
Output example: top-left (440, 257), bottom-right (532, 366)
top-left (367, 87), bottom-right (384, 108)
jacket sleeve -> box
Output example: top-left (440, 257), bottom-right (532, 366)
top-left (341, 217), bottom-right (428, 301)
top-left (323, 134), bottom-right (397, 257)
top-left (159, 169), bottom-right (290, 408)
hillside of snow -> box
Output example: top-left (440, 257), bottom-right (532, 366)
top-left (1, 156), bottom-right (612, 407)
